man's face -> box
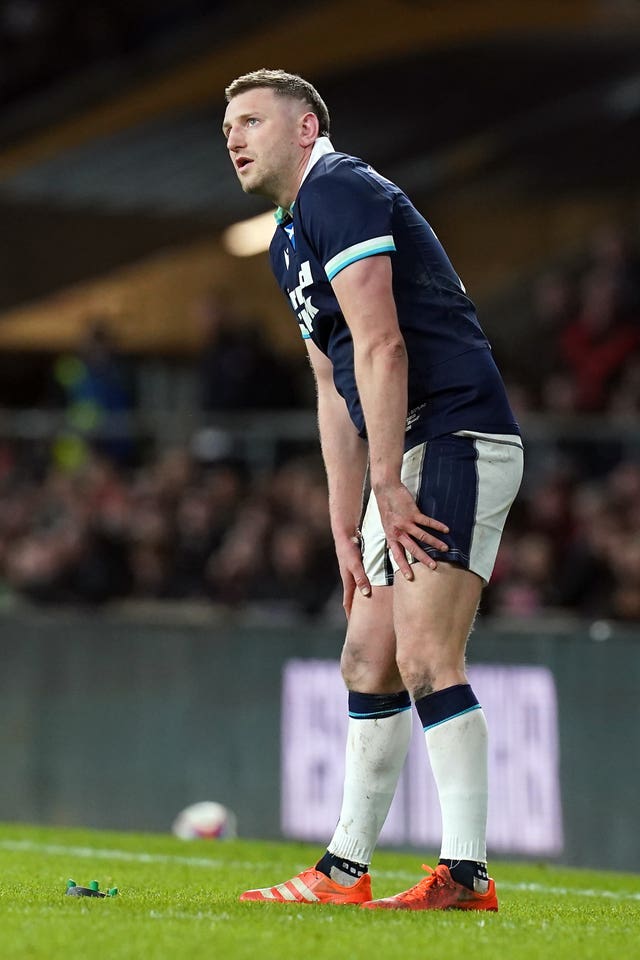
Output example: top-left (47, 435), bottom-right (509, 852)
top-left (222, 88), bottom-right (303, 205)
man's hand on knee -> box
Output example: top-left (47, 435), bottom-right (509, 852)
top-left (373, 481), bottom-right (449, 577)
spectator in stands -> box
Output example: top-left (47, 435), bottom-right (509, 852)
top-left (502, 223), bottom-right (640, 418)
top-left (169, 481), bottom-right (233, 599)
top-left (2, 454), bottom-right (131, 603)
top-left (206, 456), bottom-right (336, 616)
top-left (559, 267), bottom-right (640, 411)
top-left (516, 271), bottom-right (576, 408)
top-left (207, 498), bottom-right (273, 607)
top-left (491, 532), bottom-right (556, 616)
top-left (608, 354), bottom-right (640, 416)
top-left (587, 224), bottom-right (640, 317)
top-left (247, 521), bottom-right (335, 618)
top-left (191, 291), bottom-right (302, 411)
top-left (52, 318), bottom-right (134, 468)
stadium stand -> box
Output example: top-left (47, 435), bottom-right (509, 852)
top-left (0, 4), bottom-right (638, 626)
top-left (0, 219), bottom-right (638, 623)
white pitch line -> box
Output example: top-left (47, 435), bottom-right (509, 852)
top-left (0, 839), bottom-right (231, 870)
top-left (499, 880), bottom-right (640, 901)
top-left (2, 839), bottom-right (639, 903)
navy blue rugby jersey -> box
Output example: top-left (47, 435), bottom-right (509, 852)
top-left (270, 140), bottom-right (519, 447)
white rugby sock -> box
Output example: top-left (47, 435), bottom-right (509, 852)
top-left (328, 696), bottom-right (412, 866)
top-left (425, 707), bottom-right (489, 862)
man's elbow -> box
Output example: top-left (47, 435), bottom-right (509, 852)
top-left (357, 334), bottom-right (407, 365)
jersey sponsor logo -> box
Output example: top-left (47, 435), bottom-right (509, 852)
top-left (406, 402), bottom-right (426, 431)
top-left (288, 259), bottom-right (318, 335)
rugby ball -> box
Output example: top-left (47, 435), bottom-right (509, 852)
top-left (171, 801), bottom-right (237, 840)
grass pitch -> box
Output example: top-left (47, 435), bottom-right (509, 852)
top-left (0, 823), bottom-right (638, 960)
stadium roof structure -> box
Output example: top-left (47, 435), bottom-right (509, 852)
top-left (0, 0), bottom-right (639, 344)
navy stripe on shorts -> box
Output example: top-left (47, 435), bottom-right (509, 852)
top-left (360, 431), bottom-right (523, 585)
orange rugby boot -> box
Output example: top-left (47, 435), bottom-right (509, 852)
top-left (361, 864), bottom-right (498, 912)
top-left (240, 866), bottom-right (372, 904)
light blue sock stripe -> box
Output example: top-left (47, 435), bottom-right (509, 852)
top-left (422, 703), bottom-right (481, 732)
top-left (349, 704), bottom-right (412, 719)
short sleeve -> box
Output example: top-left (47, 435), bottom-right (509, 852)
top-left (300, 162), bottom-right (396, 281)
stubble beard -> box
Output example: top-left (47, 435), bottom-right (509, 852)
top-left (243, 170), bottom-right (281, 207)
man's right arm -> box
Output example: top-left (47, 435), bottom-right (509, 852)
top-left (306, 338), bottom-right (371, 615)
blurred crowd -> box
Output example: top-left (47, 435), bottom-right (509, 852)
top-left (484, 457), bottom-right (640, 622)
top-left (503, 224), bottom-right (640, 417)
top-left (0, 445), bottom-right (337, 618)
top-left (0, 437), bottom-right (637, 624)
top-left (0, 224), bottom-right (638, 624)
top-left (487, 222), bottom-right (640, 622)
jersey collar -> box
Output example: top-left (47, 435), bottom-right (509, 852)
top-left (274, 137), bottom-right (335, 224)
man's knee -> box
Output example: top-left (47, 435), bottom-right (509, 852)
top-left (339, 586), bottom-right (400, 692)
top-left (395, 643), bottom-right (468, 700)
top-left (392, 563), bottom-right (481, 696)
top-left (394, 652), bottom-right (435, 699)
top-left (340, 633), bottom-right (403, 693)
top-left (340, 638), bottom-right (368, 689)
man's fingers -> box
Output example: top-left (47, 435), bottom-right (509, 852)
top-left (390, 537), bottom-right (440, 576)
top-left (347, 541), bottom-right (371, 597)
top-left (417, 513), bottom-right (449, 534)
top-left (353, 567), bottom-right (371, 597)
top-left (415, 527), bottom-right (449, 552)
top-left (405, 536), bottom-right (439, 570)
top-left (414, 514), bottom-right (449, 549)
top-left (341, 554), bottom-right (371, 618)
top-left (389, 541), bottom-right (414, 579)
top-left (391, 534), bottom-right (439, 573)
top-left (389, 522), bottom-right (448, 552)
top-left (342, 578), bottom-right (356, 618)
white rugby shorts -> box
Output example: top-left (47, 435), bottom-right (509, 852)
top-left (360, 431), bottom-right (524, 585)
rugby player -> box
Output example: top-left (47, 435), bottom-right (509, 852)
top-left (222, 69), bottom-right (523, 911)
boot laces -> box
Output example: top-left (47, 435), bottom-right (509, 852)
top-left (401, 864), bottom-right (450, 903)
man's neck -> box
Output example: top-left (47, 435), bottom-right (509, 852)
top-left (277, 147), bottom-right (314, 213)
top-left (275, 136), bottom-right (335, 217)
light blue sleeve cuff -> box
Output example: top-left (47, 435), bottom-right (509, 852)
top-left (324, 235), bottom-right (395, 281)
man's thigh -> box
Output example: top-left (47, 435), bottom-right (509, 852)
top-left (392, 561), bottom-right (482, 692)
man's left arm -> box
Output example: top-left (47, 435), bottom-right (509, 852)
top-left (330, 254), bottom-right (449, 577)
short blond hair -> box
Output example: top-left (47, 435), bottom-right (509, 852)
top-left (225, 69), bottom-right (330, 138)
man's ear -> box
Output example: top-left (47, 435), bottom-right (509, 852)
top-left (299, 111), bottom-right (320, 146)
